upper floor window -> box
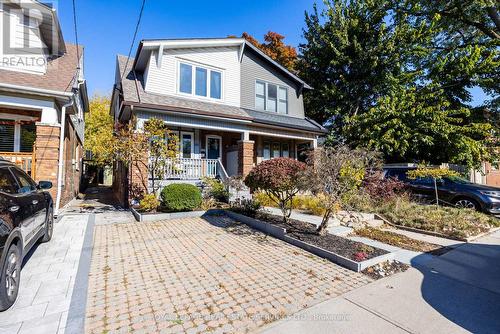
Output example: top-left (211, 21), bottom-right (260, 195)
top-left (178, 62), bottom-right (222, 100)
top-left (255, 80), bottom-right (288, 114)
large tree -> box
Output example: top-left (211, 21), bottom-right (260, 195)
top-left (299, 0), bottom-right (498, 168)
top-left (84, 95), bottom-right (114, 167)
top-left (241, 32), bottom-right (298, 71)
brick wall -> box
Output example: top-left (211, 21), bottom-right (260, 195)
top-left (485, 162), bottom-right (500, 187)
top-left (35, 118), bottom-right (83, 208)
top-left (35, 124), bottom-right (60, 200)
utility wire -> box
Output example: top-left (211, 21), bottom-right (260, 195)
top-left (71, 0), bottom-right (80, 65)
top-left (120, 0), bottom-right (146, 83)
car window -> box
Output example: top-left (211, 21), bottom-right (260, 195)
top-left (0, 168), bottom-right (17, 194)
top-left (10, 167), bottom-right (36, 194)
top-left (412, 177), bottom-right (434, 186)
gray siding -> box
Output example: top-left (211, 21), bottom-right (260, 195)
top-left (240, 49), bottom-right (305, 119)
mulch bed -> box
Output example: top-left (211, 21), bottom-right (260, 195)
top-left (254, 212), bottom-right (388, 262)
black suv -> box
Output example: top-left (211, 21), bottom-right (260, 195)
top-left (384, 166), bottom-right (500, 215)
top-left (0, 160), bottom-right (54, 310)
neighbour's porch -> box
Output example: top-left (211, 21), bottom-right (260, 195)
top-left (0, 110), bottom-right (38, 177)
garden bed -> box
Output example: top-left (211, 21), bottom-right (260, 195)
top-left (353, 227), bottom-right (449, 253)
top-left (131, 207), bottom-right (209, 222)
top-left (351, 195), bottom-right (500, 240)
top-left (256, 212), bottom-right (387, 261)
top-left (224, 210), bottom-right (393, 272)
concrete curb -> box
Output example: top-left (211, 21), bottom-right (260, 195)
top-left (131, 207), bottom-right (209, 222)
top-left (224, 211), bottom-right (394, 272)
top-left (64, 213), bottom-right (95, 334)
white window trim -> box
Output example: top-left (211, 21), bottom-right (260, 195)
top-left (255, 79), bottom-right (288, 114)
top-left (176, 59), bottom-right (224, 102)
top-left (205, 135), bottom-right (222, 160)
top-left (180, 131), bottom-right (194, 159)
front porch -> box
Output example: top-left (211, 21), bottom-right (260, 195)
top-left (149, 128), bottom-right (317, 184)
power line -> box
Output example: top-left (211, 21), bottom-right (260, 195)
top-left (121, 0), bottom-right (146, 83)
top-left (71, 0), bottom-right (80, 66)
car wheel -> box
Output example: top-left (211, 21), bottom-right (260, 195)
top-left (0, 243), bottom-right (21, 311)
top-left (454, 198), bottom-right (479, 211)
top-left (41, 207), bottom-right (54, 243)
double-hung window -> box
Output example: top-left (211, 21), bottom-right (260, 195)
top-left (255, 80), bottom-right (288, 114)
top-left (178, 62), bottom-right (222, 100)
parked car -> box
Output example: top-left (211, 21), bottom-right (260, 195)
top-left (0, 159), bottom-right (54, 311)
top-left (383, 166), bottom-right (500, 215)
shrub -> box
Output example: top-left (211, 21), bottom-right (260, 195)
top-left (244, 158), bottom-right (307, 224)
top-left (230, 198), bottom-right (262, 217)
top-left (349, 193), bottom-right (500, 238)
top-left (160, 183), bottom-right (202, 212)
top-left (201, 177), bottom-right (229, 202)
top-left (362, 172), bottom-right (406, 202)
top-left (139, 193), bottom-right (159, 212)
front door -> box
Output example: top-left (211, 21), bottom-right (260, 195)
top-left (206, 136), bottom-right (221, 176)
top-left (206, 136), bottom-right (221, 159)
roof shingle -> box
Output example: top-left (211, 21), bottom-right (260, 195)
top-left (0, 44), bottom-right (82, 93)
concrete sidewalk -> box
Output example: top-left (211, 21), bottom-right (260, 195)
top-left (260, 230), bottom-right (500, 334)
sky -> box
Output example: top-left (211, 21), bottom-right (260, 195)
top-left (56, 0), bottom-right (488, 105)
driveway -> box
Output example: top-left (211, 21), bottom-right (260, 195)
top-left (0, 214), bottom-right (92, 334)
top-left (85, 215), bottom-right (372, 333)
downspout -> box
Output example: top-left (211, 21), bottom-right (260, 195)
top-left (54, 98), bottom-right (74, 216)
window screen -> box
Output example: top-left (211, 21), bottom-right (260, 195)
top-left (0, 119), bottom-right (14, 152)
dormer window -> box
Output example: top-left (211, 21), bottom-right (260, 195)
top-left (178, 61), bottom-right (222, 100)
top-left (255, 80), bottom-right (288, 114)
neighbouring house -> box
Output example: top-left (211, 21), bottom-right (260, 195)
top-left (111, 37), bottom-right (326, 205)
top-left (0, 0), bottom-right (88, 215)
top-left (471, 161), bottom-right (500, 187)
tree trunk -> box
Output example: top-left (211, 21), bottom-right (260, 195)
top-left (316, 209), bottom-right (331, 235)
top-left (433, 177), bottom-right (439, 208)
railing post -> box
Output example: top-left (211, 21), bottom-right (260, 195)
top-left (32, 144), bottom-right (36, 179)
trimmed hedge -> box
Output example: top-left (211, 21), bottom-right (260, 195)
top-left (160, 183), bottom-right (202, 212)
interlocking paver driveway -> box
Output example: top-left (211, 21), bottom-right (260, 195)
top-left (86, 215), bottom-right (372, 333)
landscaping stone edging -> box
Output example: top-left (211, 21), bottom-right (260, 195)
top-left (224, 210), bottom-right (394, 272)
top-left (130, 207), bottom-right (209, 222)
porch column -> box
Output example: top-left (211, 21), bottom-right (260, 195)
top-left (129, 152), bottom-right (149, 202)
top-left (238, 137), bottom-right (254, 177)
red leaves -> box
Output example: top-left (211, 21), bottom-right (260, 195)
top-left (244, 158), bottom-right (307, 192)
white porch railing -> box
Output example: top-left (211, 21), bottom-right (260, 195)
top-left (160, 158), bottom-right (220, 180)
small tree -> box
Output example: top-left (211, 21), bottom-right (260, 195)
top-left (244, 158), bottom-right (306, 224)
top-left (113, 117), bottom-right (178, 196)
top-left (307, 146), bottom-right (375, 235)
top-left (407, 165), bottom-right (458, 207)
top-left (143, 118), bottom-right (178, 194)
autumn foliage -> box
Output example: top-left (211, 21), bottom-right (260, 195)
top-left (244, 158), bottom-right (306, 223)
top-left (241, 32), bottom-right (298, 72)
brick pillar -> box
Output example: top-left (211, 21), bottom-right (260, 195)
top-left (128, 154), bottom-right (149, 202)
top-left (238, 140), bottom-right (255, 177)
top-left (35, 124), bottom-right (60, 200)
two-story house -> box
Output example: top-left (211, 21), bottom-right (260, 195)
top-left (0, 0), bottom-right (88, 215)
top-left (111, 38), bottom-right (325, 204)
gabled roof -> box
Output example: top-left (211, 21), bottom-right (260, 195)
top-left (117, 55), bottom-right (325, 134)
top-left (133, 37), bottom-right (312, 90)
